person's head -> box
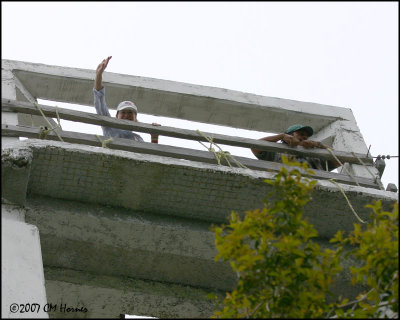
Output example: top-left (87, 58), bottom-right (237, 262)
top-left (285, 124), bottom-right (314, 141)
top-left (116, 101), bottom-right (138, 121)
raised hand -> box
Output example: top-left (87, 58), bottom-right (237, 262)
top-left (96, 56), bottom-right (112, 76)
top-left (95, 56), bottom-right (112, 91)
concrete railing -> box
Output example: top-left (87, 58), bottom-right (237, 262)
top-left (2, 98), bottom-right (380, 189)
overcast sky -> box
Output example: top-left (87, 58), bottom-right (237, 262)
top-left (2, 2), bottom-right (398, 189)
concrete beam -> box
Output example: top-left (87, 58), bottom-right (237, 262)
top-left (3, 59), bottom-right (354, 133)
top-left (8, 139), bottom-right (396, 233)
top-left (25, 194), bottom-right (371, 303)
top-left (43, 267), bottom-right (218, 318)
top-left (25, 195), bottom-right (236, 292)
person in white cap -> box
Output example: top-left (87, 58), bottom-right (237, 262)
top-left (93, 56), bottom-right (160, 143)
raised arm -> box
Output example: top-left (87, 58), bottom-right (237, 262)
top-left (95, 56), bottom-right (112, 91)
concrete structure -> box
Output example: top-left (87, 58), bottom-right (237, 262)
top-left (2, 204), bottom-right (48, 319)
top-left (2, 59), bottom-right (398, 318)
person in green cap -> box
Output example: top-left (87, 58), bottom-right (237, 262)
top-left (251, 124), bottom-right (340, 171)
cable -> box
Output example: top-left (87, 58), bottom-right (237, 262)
top-left (374, 155), bottom-right (398, 160)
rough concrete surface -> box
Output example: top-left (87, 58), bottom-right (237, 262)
top-left (25, 194), bottom-right (236, 292)
top-left (44, 267), bottom-right (219, 318)
top-left (2, 139), bottom-right (397, 234)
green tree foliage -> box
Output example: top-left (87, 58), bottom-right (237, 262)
top-left (209, 157), bottom-right (398, 318)
top-left (330, 200), bottom-right (398, 318)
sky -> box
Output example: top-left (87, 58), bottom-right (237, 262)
top-left (2, 1), bottom-right (398, 190)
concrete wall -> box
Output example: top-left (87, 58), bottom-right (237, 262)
top-left (1, 139), bottom-right (398, 318)
top-left (4, 140), bottom-right (397, 230)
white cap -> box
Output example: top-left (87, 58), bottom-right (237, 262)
top-left (117, 101), bottom-right (138, 113)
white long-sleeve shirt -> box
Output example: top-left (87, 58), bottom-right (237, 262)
top-left (93, 87), bottom-right (144, 142)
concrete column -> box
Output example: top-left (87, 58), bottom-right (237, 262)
top-left (1, 205), bottom-right (48, 318)
top-left (1, 149), bottom-right (49, 317)
top-left (311, 122), bottom-right (336, 149)
top-left (331, 120), bottom-right (382, 186)
top-left (2, 67), bottom-right (19, 147)
top-left (2, 62), bottom-right (49, 317)
top-left (2, 60), bottom-right (59, 148)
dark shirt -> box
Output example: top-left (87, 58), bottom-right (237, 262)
top-left (255, 141), bottom-right (336, 171)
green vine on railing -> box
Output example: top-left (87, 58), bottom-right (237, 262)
top-left (34, 102), bottom-right (64, 142)
top-left (196, 130), bottom-right (247, 169)
top-left (95, 135), bottom-right (113, 148)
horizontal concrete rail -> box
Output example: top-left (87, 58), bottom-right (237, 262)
top-left (2, 124), bottom-right (379, 189)
top-left (2, 98), bottom-right (373, 165)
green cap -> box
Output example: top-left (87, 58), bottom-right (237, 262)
top-left (285, 124), bottom-right (314, 137)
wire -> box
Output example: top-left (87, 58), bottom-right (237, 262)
top-left (373, 155), bottom-right (398, 160)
